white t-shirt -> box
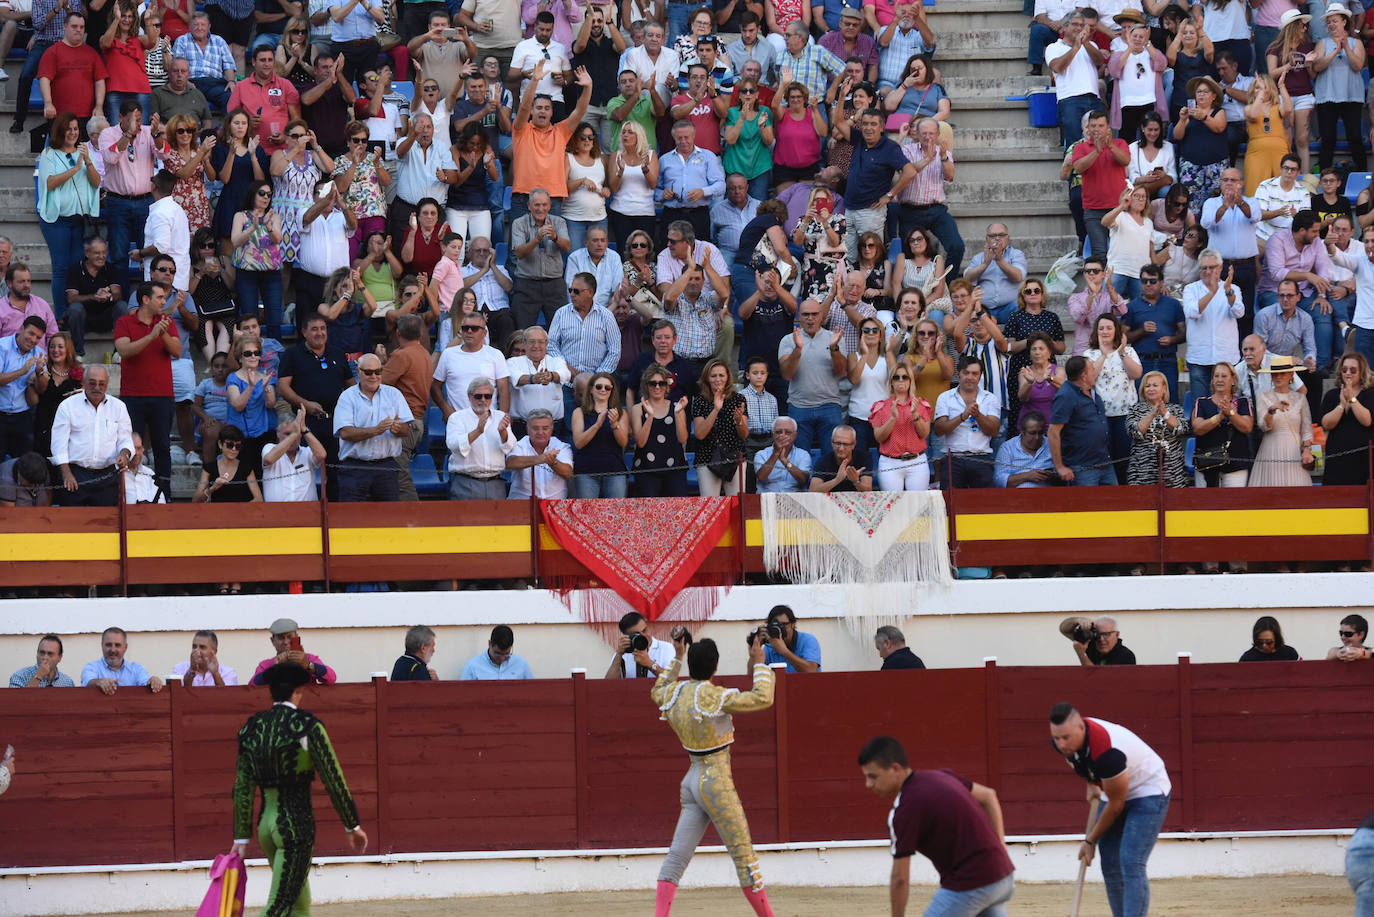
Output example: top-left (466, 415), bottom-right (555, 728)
top-left (1046, 41), bottom-right (1101, 100)
top-left (619, 635), bottom-right (676, 677)
top-left (1080, 716), bottom-right (1173, 801)
top-left (433, 344), bottom-right (510, 412)
top-left (262, 443), bottom-right (319, 502)
top-left (364, 100), bottom-right (404, 162)
top-left (934, 387), bottom-right (1002, 453)
top-left (507, 435), bottom-right (572, 500)
top-left (511, 37), bottom-right (571, 103)
top-left (1201, 0), bottom-right (1250, 41)
top-left (1107, 213), bottom-right (1154, 278)
top-left (1118, 50), bottom-right (1156, 107)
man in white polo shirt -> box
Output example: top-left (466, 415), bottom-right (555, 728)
top-left (262, 406), bottom-right (327, 502)
top-left (296, 178), bottom-right (356, 314)
top-left (1046, 12), bottom-right (1104, 148)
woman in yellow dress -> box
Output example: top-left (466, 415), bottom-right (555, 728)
top-left (1243, 73), bottom-right (1294, 196)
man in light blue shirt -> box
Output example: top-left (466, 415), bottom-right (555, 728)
top-left (328, 0), bottom-right (384, 82)
top-left (963, 224), bottom-right (1027, 324)
top-left (393, 114), bottom-right (455, 236)
top-left (760, 604), bottom-right (822, 673)
top-left (877, 13), bottom-right (934, 90)
top-left (82, 627), bottom-right (164, 693)
top-left (753, 416), bottom-right (812, 493)
top-left (564, 227), bottom-right (624, 310)
top-left (0, 316), bottom-right (45, 460)
top-left (710, 174), bottom-right (760, 266)
top-left (460, 625), bottom-right (534, 680)
top-left (657, 120), bottom-right (726, 244)
top-left (547, 274), bottom-right (621, 378)
top-left (994, 411), bottom-right (1056, 487)
top-left (333, 352), bottom-right (414, 501)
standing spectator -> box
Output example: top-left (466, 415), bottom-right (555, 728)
top-left (691, 356), bottom-right (749, 495)
top-left (738, 265), bottom-right (797, 407)
top-left (1083, 314), bottom-right (1143, 483)
top-left (137, 170), bottom-right (192, 295)
top-left (331, 120), bottom-right (390, 260)
top-left (445, 123), bottom-right (498, 247)
top-left (297, 178), bottom-right (356, 314)
top-left (963, 223), bottom-right (1025, 325)
top-left (571, 7), bottom-right (626, 144)
top-left (1107, 21), bottom-right (1166, 145)
top-left (226, 332), bottom-right (277, 476)
top-left (891, 118), bottom-right (962, 279)
top-left (40, 22), bottom-right (106, 129)
top-left (1003, 281), bottom-right (1066, 430)
top-left (99, 2), bottom-right (152, 125)
top-left (507, 407), bottom-right (574, 499)
top-left (50, 365), bottom-right (133, 506)
top-left (1046, 13), bottom-right (1104, 147)
top-left (657, 120), bottom-right (725, 244)
top-left (721, 85), bottom-right (772, 204)
top-left (278, 312), bottom-right (354, 498)
top-left (329, 0), bottom-right (385, 82)
top-left (1319, 352), bottom-right (1374, 486)
top-left (393, 114), bottom-right (454, 250)
top-left (162, 114), bottom-right (214, 235)
top-left (1184, 249), bottom-right (1246, 396)
top-left (445, 374), bottom-right (514, 498)
top-left (933, 355), bottom-right (1000, 488)
top-left (1124, 264), bottom-right (1186, 400)
top-left (210, 110), bottom-right (271, 255)
top-left (656, 219), bottom-right (730, 305)
top-left (455, 0), bottom-right (521, 80)
top-left (1073, 110), bottom-right (1130, 261)
top-left (378, 314), bottom-right (432, 499)
top-left (1126, 370), bottom-right (1190, 488)
top-left (607, 120), bottom-right (659, 245)
top-left (171, 12), bottom-right (236, 111)
top-left (778, 298), bottom-right (846, 450)
top-left (548, 274), bottom-right (621, 387)
top-left (773, 20), bottom-right (844, 99)
top-left (1201, 167), bottom-right (1261, 330)
top-left (0, 318), bottom-right (45, 461)
top-left (333, 352), bottom-right (412, 500)
top-left (1101, 185), bottom-right (1154, 302)
top-left (510, 62), bottom-right (593, 223)
top-left (229, 180), bottom-right (285, 336)
top-left (725, 12), bottom-right (774, 76)
top-left (1173, 76), bottom-right (1230, 215)
top-left (508, 328), bottom-right (572, 436)
top-left (276, 18), bottom-right (319, 91)
top-left (462, 236), bottom-right (514, 344)
top-left (0, 264), bottom-right (56, 352)
top-left (271, 120), bottom-right (334, 290)
top-left (563, 121), bottom-right (611, 252)
top-left (11, 0), bottom-right (83, 134)
top-left (1049, 354), bottom-right (1112, 486)
top-left (1191, 360), bottom-right (1253, 488)
top-left (668, 62), bottom-right (727, 157)
top-left (1243, 76), bottom-right (1292, 196)
top-left (405, 13), bottom-right (474, 97)
top-left (31, 332), bottom-right (81, 461)
top-left (300, 54), bottom-right (357, 158)
top-left (510, 190), bottom-right (573, 328)
top-left (432, 309), bottom-right (510, 416)
top-left (1265, 10), bottom-right (1316, 174)
top-left (842, 108), bottom-right (915, 262)
top-left (1127, 113), bottom-right (1176, 199)
top-left (870, 361), bottom-right (932, 491)
top-left (37, 119), bottom-right (101, 321)
top-left (821, 7), bottom-right (878, 81)
top-left (628, 363), bottom-right (688, 496)
top-left (606, 69), bottom-right (663, 155)
top-left (1068, 257), bottom-right (1129, 356)
top-left (227, 46), bottom-right (302, 155)
top-left (261, 406), bottom-right (327, 501)
top-left (152, 57), bottom-right (211, 125)
top-left (570, 370), bottom-right (628, 496)
top-left (114, 281), bottom-right (180, 496)
top-left (511, 12), bottom-right (574, 120)
top-left (1312, 4), bottom-right (1366, 174)
top-left (1249, 355), bottom-right (1313, 486)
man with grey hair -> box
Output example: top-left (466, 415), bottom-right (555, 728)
top-left (1182, 247), bottom-right (1245, 398)
top-left (507, 328), bottom-right (572, 436)
top-left (657, 120), bottom-right (724, 244)
top-left (773, 20), bottom-right (845, 98)
top-left (510, 188), bottom-right (571, 328)
top-left (391, 625), bottom-right (439, 681)
top-left (153, 57), bottom-right (212, 124)
top-left (0, 236), bottom-right (13, 300)
top-left (506, 407), bottom-right (572, 499)
top-left (896, 117), bottom-right (965, 277)
top-left (173, 631), bottom-right (238, 686)
top-left (753, 416), bottom-right (812, 494)
top-left (1061, 615), bottom-right (1137, 666)
top-left (875, 626), bottom-right (926, 670)
top-left (333, 351), bottom-right (413, 502)
top-left (445, 375), bottom-right (515, 499)
top-left (392, 112), bottom-right (454, 244)
top-left (963, 222), bottom-right (1025, 323)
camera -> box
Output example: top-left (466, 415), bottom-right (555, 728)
top-left (628, 632), bottom-right (650, 653)
top-left (1069, 622), bottom-right (1100, 645)
top-left (746, 622), bottom-right (784, 646)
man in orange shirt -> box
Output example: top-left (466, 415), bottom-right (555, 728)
top-left (509, 58), bottom-right (593, 233)
top-left (378, 313), bottom-right (433, 501)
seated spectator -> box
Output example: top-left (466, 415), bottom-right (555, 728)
top-left (1126, 371), bottom-right (1190, 488)
top-left (172, 631), bottom-right (238, 686)
top-left (0, 452), bottom-right (51, 508)
top-left (1152, 222), bottom-right (1206, 301)
top-left (195, 424), bottom-right (262, 508)
top-left (508, 327), bottom-right (573, 437)
top-left (871, 362), bottom-right (933, 491)
top-left (460, 625), bottom-right (534, 680)
top-left (605, 611), bottom-right (675, 678)
top-left (64, 238), bottom-right (122, 361)
top-left (446, 376), bottom-right (516, 500)
top-left (1328, 614), bottom-right (1372, 662)
top-left (1060, 615), bottom-right (1137, 666)
top-left (82, 627), bottom-right (165, 694)
top-left (1049, 354), bottom-right (1112, 487)
top-left (1013, 331), bottom-right (1065, 435)
top-left (761, 604), bottom-right (822, 673)
top-left (1083, 314), bottom-right (1143, 484)
top-left (809, 423), bottom-right (874, 492)
top-left (993, 409), bottom-right (1055, 488)
top-left (740, 355), bottom-right (780, 463)
top-left (251, 618), bottom-right (337, 685)
top-left (507, 407), bottom-right (573, 500)
top-left (933, 356), bottom-right (1001, 489)
top-left (1239, 615), bottom-right (1301, 662)
top-left (566, 226), bottom-right (623, 312)
top-left (391, 625), bottom-right (439, 681)
top-left (628, 364), bottom-right (688, 497)
top-left (571, 371), bottom-right (629, 497)
top-left (262, 407), bottom-right (327, 503)
top-left (123, 433), bottom-right (169, 504)
top-left (874, 625), bottom-right (925, 670)
top-left (691, 357), bottom-right (749, 496)
top-left (9, 635), bottom-right (75, 687)
top-left (1125, 113), bottom-right (1176, 199)
top-left (754, 416), bottom-right (812, 494)
top-left (172, 13), bottom-right (237, 112)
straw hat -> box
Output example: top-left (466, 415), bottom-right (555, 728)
top-left (1257, 355), bottom-right (1303, 374)
top-left (1278, 8), bottom-right (1311, 28)
top-left (1113, 8), bottom-right (1147, 26)
top-left (1185, 75), bottom-right (1225, 106)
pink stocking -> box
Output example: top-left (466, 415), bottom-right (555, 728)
top-left (655, 880), bottom-right (677, 917)
top-left (742, 886), bottom-right (775, 917)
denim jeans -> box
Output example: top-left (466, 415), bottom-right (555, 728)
top-left (897, 203), bottom-right (967, 277)
top-left (571, 472), bottom-right (628, 497)
top-left (13, 39), bottom-right (53, 123)
top-left (236, 268), bottom-right (285, 339)
top-left (746, 172), bottom-right (770, 202)
top-left (985, 301), bottom-right (1017, 324)
top-left (1347, 826), bottom-right (1374, 917)
top-left (1028, 21), bottom-right (1058, 66)
top-left (1071, 464), bottom-right (1115, 486)
top-left (39, 215), bottom-right (84, 321)
top-left (1106, 414), bottom-right (1130, 484)
top-left (1298, 293), bottom-right (1336, 371)
top-left (192, 76), bottom-right (231, 112)
top-left (790, 403), bottom-right (843, 452)
top-left (1111, 274), bottom-right (1141, 302)
top-left (565, 218), bottom-right (606, 255)
top-left (123, 395), bottom-right (175, 497)
top-left (665, 1), bottom-right (693, 45)
top-left (1355, 326), bottom-right (1374, 370)
top-left (1253, 26), bottom-right (1279, 74)
top-left (106, 91), bottom-right (152, 125)
top-left (1083, 209), bottom-right (1110, 262)
top-left (1058, 93), bottom-right (1099, 149)
top-left (924, 873), bottom-right (1015, 917)
top-left (1097, 793), bottom-right (1170, 917)
top-left (1187, 362), bottom-right (1214, 401)
top-left (104, 193), bottom-right (151, 296)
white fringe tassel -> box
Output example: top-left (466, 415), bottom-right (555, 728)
top-left (760, 492), bottom-right (954, 640)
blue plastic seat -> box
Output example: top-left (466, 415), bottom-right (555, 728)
top-left (1346, 172), bottom-right (1372, 203)
top-left (502, 185), bottom-right (512, 212)
top-left (495, 241), bottom-right (508, 265)
top-left (425, 405), bottom-right (445, 451)
top-left (391, 81), bottom-right (414, 104)
top-left (888, 237), bottom-right (901, 264)
top-left (1184, 436), bottom-right (1196, 477)
top-left (410, 453), bottom-right (448, 497)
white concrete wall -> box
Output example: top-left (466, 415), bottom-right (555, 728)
top-left (1, 574), bottom-right (1370, 683)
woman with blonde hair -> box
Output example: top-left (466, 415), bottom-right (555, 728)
top-left (1191, 360), bottom-right (1254, 488)
top-left (275, 16), bottom-right (317, 91)
top-left (631, 363), bottom-right (689, 496)
top-left (1126, 370), bottom-right (1190, 486)
top-left (848, 317), bottom-right (893, 454)
top-left (161, 113), bottom-right (214, 233)
top-left (1083, 314), bottom-right (1143, 483)
top-left (1242, 73), bottom-right (1292, 195)
top-left (870, 362), bottom-right (933, 491)
top-left (905, 316), bottom-right (954, 465)
top-left (608, 120), bottom-right (658, 247)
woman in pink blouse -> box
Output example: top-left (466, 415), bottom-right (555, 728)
top-left (871, 362), bottom-right (934, 491)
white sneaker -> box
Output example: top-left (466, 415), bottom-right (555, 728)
top-left (186, 451), bottom-right (202, 467)
top-left (0, 69), bottom-right (10, 82)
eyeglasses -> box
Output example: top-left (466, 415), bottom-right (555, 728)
top-left (221, 441), bottom-right (242, 450)
top-left (570, 287), bottom-right (589, 295)
top-left (985, 232), bottom-right (1009, 238)
top-left (157, 266), bottom-right (178, 275)
top-left (289, 27), bottom-right (306, 33)
top-left (861, 326), bottom-right (880, 334)
top-left (175, 127), bottom-right (195, 135)
top-left (423, 85), bottom-right (440, 92)
top-left (862, 242), bottom-right (878, 248)
top-left (1340, 630), bottom-right (1357, 638)
top-left (892, 374), bottom-right (910, 380)
top-left (831, 440), bottom-right (855, 447)
top-left (359, 367), bottom-right (382, 376)
top-left (739, 87), bottom-right (757, 94)
top-left (288, 132), bottom-right (307, 139)
top-left (256, 189), bottom-right (271, 196)
top-left (1255, 638), bottom-right (1276, 647)
top-left (470, 392), bottom-right (493, 400)
top-left (646, 379), bottom-right (668, 387)
top-left (593, 384), bottom-right (614, 391)
top-left (241, 350), bottom-right (261, 357)
top-left (630, 241), bottom-right (649, 249)
top-left (578, 133), bottom-right (595, 141)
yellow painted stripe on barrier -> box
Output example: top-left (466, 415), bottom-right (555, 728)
top-left (957, 510), bottom-right (1158, 541)
top-left (743, 517), bottom-right (944, 546)
top-left (1166, 507), bottom-right (1368, 538)
top-left (128, 528), bottom-right (323, 558)
top-left (329, 525), bottom-right (531, 556)
top-left (539, 525), bottom-right (737, 551)
top-left (0, 532), bottom-right (121, 562)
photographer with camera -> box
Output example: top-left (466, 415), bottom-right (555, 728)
top-left (757, 605), bottom-right (822, 674)
top-left (605, 611), bottom-right (677, 679)
top-left (1059, 615), bottom-right (1137, 667)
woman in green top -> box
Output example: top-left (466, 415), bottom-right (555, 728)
top-left (722, 77), bottom-right (774, 202)
top-left (353, 230), bottom-right (402, 345)
top-left (37, 114), bottom-right (101, 318)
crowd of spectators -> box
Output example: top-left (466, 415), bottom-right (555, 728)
top-left (5, 0), bottom-right (1374, 517)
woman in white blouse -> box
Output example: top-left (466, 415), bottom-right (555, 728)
top-left (1126, 112), bottom-right (1176, 197)
top-left (1083, 314), bottom-right (1144, 484)
top-left (1101, 184), bottom-right (1154, 301)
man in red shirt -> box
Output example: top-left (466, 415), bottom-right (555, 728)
top-left (113, 281), bottom-right (181, 498)
top-left (227, 46), bottom-right (302, 154)
top-left (859, 735), bottom-right (1016, 916)
top-left (669, 63), bottom-right (726, 155)
top-left (1071, 110), bottom-right (1129, 263)
top-left (37, 12), bottom-right (107, 122)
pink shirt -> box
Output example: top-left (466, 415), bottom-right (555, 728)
top-left (227, 75), bottom-right (301, 155)
top-left (98, 124), bottom-right (159, 197)
top-left (0, 294), bottom-right (57, 348)
top-left (863, 0), bottom-right (901, 29)
top-left (433, 257), bottom-right (465, 314)
top-left (252, 653), bottom-right (336, 685)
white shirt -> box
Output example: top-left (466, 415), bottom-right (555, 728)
top-left (1253, 177), bottom-right (1310, 241)
top-left (1234, 353), bottom-right (1307, 399)
top-left (332, 383), bottom-right (414, 460)
top-left (434, 344), bottom-right (509, 412)
top-left (1126, 141), bottom-right (1176, 184)
top-left (171, 660), bottom-right (240, 685)
top-left (261, 442), bottom-right (320, 502)
top-left (1117, 50), bottom-right (1156, 106)
top-left (620, 635), bottom-right (675, 677)
top-left (934, 387), bottom-right (1002, 453)
top-left (620, 44), bottom-right (680, 106)
top-left (143, 196), bottom-right (190, 291)
top-left (506, 353), bottom-right (572, 420)
top-left (299, 208), bottom-right (350, 277)
top-left (50, 393), bottom-right (134, 469)
top-left (565, 248), bottom-right (624, 311)
top-left (1033, 0), bottom-right (1078, 19)
top-left (1329, 244), bottom-right (1374, 330)
top-left (446, 407), bottom-right (516, 475)
top-left (1220, 74), bottom-right (1255, 122)
top-left (364, 99), bottom-right (404, 162)
top-left (511, 37), bottom-right (571, 102)
top-left (411, 99), bottom-right (452, 155)
top-left (123, 465), bottom-right (166, 503)
top-left (1082, 716), bottom-right (1173, 801)
top-left (395, 139), bottom-right (454, 206)
top-left (506, 434), bottom-right (572, 499)
top-left (1046, 40), bottom-right (1100, 100)
top-left (1182, 278), bottom-right (1246, 365)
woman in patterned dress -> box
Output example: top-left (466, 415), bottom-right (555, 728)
top-left (791, 185), bottom-right (847, 305)
top-left (1083, 314), bottom-right (1143, 484)
top-left (1002, 278), bottom-right (1065, 430)
top-left (1126, 370), bottom-right (1190, 486)
top-left (161, 113), bottom-right (214, 233)
top-left (332, 121), bottom-right (391, 261)
top-left (271, 118), bottom-right (335, 298)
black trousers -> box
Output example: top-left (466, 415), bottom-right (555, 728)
top-left (0, 409), bottom-right (33, 461)
top-left (659, 207), bottom-right (710, 248)
top-left (1222, 256), bottom-right (1258, 341)
top-left (1317, 101), bottom-right (1367, 172)
top-left (60, 464), bottom-right (120, 506)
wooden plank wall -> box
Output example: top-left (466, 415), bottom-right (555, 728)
top-left (1, 663), bottom-right (1371, 868)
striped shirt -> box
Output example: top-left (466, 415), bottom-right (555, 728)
top-left (827, 298), bottom-right (877, 356)
top-left (666, 290), bottom-right (720, 360)
top-left (547, 303), bottom-right (621, 375)
top-left (878, 25), bottom-right (932, 89)
top-left (740, 385), bottom-right (779, 435)
top-left (897, 139), bottom-right (949, 206)
top-left (172, 33), bottom-right (236, 80)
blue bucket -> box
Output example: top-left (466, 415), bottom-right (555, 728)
top-left (1028, 91), bottom-right (1057, 128)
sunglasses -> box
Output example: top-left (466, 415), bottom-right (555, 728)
top-left (157, 266), bottom-right (178, 275)
top-left (593, 384), bottom-right (614, 391)
top-left (578, 133), bottom-right (595, 140)
top-left (460, 325), bottom-right (483, 332)
top-left (1340, 630), bottom-right (1357, 638)
top-left (349, 137), bottom-right (368, 144)
top-left (629, 241), bottom-right (649, 249)
top-left (1140, 278), bottom-right (1160, 284)
top-left (1084, 268), bottom-right (1104, 275)
top-left (359, 367), bottom-right (382, 376)
top-left (256, 190), bottom-right (272, 196)
top-left (470, 392), bottom-right (493, 400)
top-left (646, 379), bottom-right (668, 387)
top-left (175, 127), bottom-right (195, 135)
top-left (739, 87), bottom-right (757, 94)
top-left (861, 327), bottom-right (881, 333)
top-left (221, 442), bottom-right (242, 450)
top-left (241, 350), bottom-right (261, 357)
top-left (916, 330), bottom-right (938, 337)
top-left (667, 236), bottom-right (685, 244)
top-left (1024, 288), bottom-right (1043, 294)
top-left (288, 132), bottom-right (307, 139)
top-left (892, 374), bottom-right (910, 380)
top-left (423, 85), bottom-right (440, 92)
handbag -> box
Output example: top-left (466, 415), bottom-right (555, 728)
top-left (706, 441), bottom-right (740, 482)
top-left (1193, 438), bottom-right (1230, 471)
top-left (749, 229), bottom-right (794, 287)
top-left (195, 852), bottom-right (246, 917)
